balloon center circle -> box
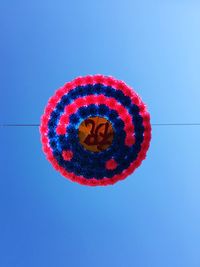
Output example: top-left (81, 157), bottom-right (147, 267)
top-left (78, 116), bottom-right (114, 152)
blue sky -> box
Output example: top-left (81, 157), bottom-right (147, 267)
top-left (0, 1), bottom-right (200, 266)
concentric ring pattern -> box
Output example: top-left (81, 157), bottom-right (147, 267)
top-left (40, 75), bottom-right (151, 186)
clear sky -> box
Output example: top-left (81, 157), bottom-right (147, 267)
top-left (0, 1), bottom-right (200, 266)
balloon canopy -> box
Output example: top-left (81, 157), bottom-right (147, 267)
top-left (40, 75), bottom-right (151, 186)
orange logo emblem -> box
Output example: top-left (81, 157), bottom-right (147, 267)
top-left (78, 117), bottom-right (114, 152)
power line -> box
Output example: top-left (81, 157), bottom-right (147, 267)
top-left (152, 123), bottom-right (200, 126)
top-left (1, 123), bottom-right (200, 127)
top-left (0, 124), bottom-right (40, 127)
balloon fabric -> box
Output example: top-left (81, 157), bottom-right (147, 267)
top-left (40, 75), bottom-right (151, 186)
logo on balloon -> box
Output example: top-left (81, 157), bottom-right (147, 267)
top-left (79, 117), bottom-right (114, 152)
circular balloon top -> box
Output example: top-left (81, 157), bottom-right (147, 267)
top-left (40, 75), bottom-right (151, 186)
